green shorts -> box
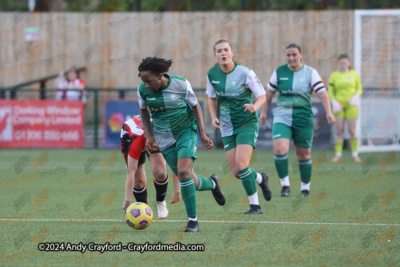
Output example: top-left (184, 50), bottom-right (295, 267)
top-left (222, 130), bottom-right (258, 151)
top-left (334, 102), bottom-right (358, 120)
top-left (272, 122), bottom-right (314, 148)
top-left (161, 130), bottom-right (198, 176)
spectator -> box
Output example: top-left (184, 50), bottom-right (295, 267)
top-left (55, 66), bottom-right (86, 104)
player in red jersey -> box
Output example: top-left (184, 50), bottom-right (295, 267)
top-left (121, 115), bottom-right (181, 219)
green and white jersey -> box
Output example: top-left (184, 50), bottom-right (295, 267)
top-left (267, 64), bottom-right (326, 127)
top-left (206, 63), bottom-right (265, 137)
top-left (138, 74), bottom-right (198, 151)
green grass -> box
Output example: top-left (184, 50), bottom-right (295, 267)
top-left (0, 149), bottom-right (399, 266)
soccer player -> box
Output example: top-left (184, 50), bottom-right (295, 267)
top-left (259, 43), bottom-right (335, 197)
top-left (138, 57), bottom-right (226, 232)
top-left (328, 54), bottom-right (363, 163)
top-left (207, 39), bottom-right (272, 215)
top-left (121, 115), bottom-right (181, 219)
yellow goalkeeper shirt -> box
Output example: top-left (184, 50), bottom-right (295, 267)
top-left (328, 70), bottom-right (362, 104)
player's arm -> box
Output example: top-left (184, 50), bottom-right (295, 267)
top-left (260, 70), bottom-right (278, 125)
top-left (123, 155), bottom-right (139, 212)
top-left (140, 108), bottom-right (158, 152)
top-left (312, 69), bottom-right (335, 125)
top-left (355, 71), bottom-right (362, 96)
top-left (186, 79), bottom-right (213, 151)
top-left (328, 74), bottom-right (336, 100)
top-left (244, 70), bottom-right (266, 113)
top-left (328, 73), bottom-right (343, 113)
top-left (260, 89), bottom-right (276, 125)
top-left (206, 75), bottom-right (220, 129)
top-left (138, 89), bottom-right (158, 151)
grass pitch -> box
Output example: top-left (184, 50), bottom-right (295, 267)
top-left (0, 149), bottom-right (399, 266)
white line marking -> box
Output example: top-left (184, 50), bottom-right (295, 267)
top-left (0, 218), bottom-right (399, 226)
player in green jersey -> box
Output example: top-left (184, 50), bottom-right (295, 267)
top-left (260, 43), bottom-right (335, 197)
top-left (207, 39), bottom-right (272, 215)
top-left (138, 57), bottom-right (226, 232)
top-left (328, 54), bottom-right (363, 163)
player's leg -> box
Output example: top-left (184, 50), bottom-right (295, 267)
top-left (176, 129), bottom-right (220, 232)
top-left (132, 153), bottom-right (148, 204)
top-left (347, 105), bottom-right (361, 162)
top-left (332, 109), bottom-right (345, 162)
top-left (161, 140), bottom-right (198, 232)
top-left (236, 130), bottom-right (272, 203)
top-left (235, 144), bottom-right (262, 214)
top-left (171, 172), bottom-right (182, 204)
top-left (149, 152), bottom-right (169, 219)
top-left (272, 123), bottom-right (292, 197)
top-left (192, 167), bottom-right (225, 206)
top-left (177, 157), bottom-right (198, 232)
top-left (223, 135), bottom-right (239, 178)
top-left (293, 121), bottom-right (314, 197)
top-left (225, 141), bottom-right (260, 212)
top-left (295, 146), bottom-right (312, 197)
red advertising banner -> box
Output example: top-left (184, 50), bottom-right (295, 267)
top-left (0, 100), bottom-right (84, 148)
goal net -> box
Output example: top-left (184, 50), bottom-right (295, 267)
top-left (355, 10), bottom-right (400, 152)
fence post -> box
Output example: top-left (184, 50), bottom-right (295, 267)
top-left (94, 89), bottom-right (99, 148)
top-left (119, 89), bottom-right (125, 99)
top-left (40, 80), bottom-right (46, 99)
top-left (10, 88), bottom-right (16, 99)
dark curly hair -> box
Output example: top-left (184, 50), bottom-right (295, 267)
top-left (138, 57), bottom-right (173, 77)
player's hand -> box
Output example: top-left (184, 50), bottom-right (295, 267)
top-left (211, 118), bottom-right (220, 129)
top-left (145, 135), bottom-right (159, 153)
top-left (200, 134), bottom-right (214, 151)
top-left (244, 104), bottom-right (257, 113)
top-left (331, 99), bottom-right (343, 113)
top-left (122, 200), bottom-right (131, 214)
top-left (171, 192), bottom-right (182, 204)
top-left (326, 112), bottom-right (336, 125)
top-left (349, 94), bottom-right (359, 106)
top-left (259, 112), bottom-right (267, 125)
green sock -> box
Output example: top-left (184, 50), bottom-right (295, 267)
top-left (274, 155), bottom-right (288, 178)
top-left (196, 175), bottom-right (214, 191)
top-left (350, 137), bottom-right (358, 152)
top-left (180, 178), bottom-right (197, 218)
top-left (238, 167), bottom-right (257, 196)
top-left (335, 140), bottom-right (343, 155)
top-left (299, 159), bottom-right (312, 184)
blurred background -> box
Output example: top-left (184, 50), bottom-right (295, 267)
top-left (0, 0), bottom-right (399, 151)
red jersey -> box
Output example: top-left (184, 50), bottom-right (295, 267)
top-left (120, 115), bottom-right (146, 164)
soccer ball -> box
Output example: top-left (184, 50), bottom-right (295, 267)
top-left (125, 202), bottom-right (153, 230)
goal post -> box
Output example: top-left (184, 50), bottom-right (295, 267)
top-left (354, 10), bottom-right (400, 152)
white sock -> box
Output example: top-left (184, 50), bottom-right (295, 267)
top-left (352, 151), bottom-right (358, 158)
top-left (248, 192), bottom-right (259, 205)
top-left (335, 153), bottom-right (342, 158)
top-left (280, 176), bottom-right (290, 187)
top-left (301, 182), bottom-right (310, 191)
top-left (255, 173), bottom-right (262, 184)
top-left (188, 216), bottom-right (197, 221)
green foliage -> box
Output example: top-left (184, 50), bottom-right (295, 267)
top-left (0, 0), bottom-right (399, 11)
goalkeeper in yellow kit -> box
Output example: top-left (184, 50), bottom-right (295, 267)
top-left (328, 54), bottom-right (362, 163)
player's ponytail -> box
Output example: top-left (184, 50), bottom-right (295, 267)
top-left (138, 57), bottom-right (173, 77)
